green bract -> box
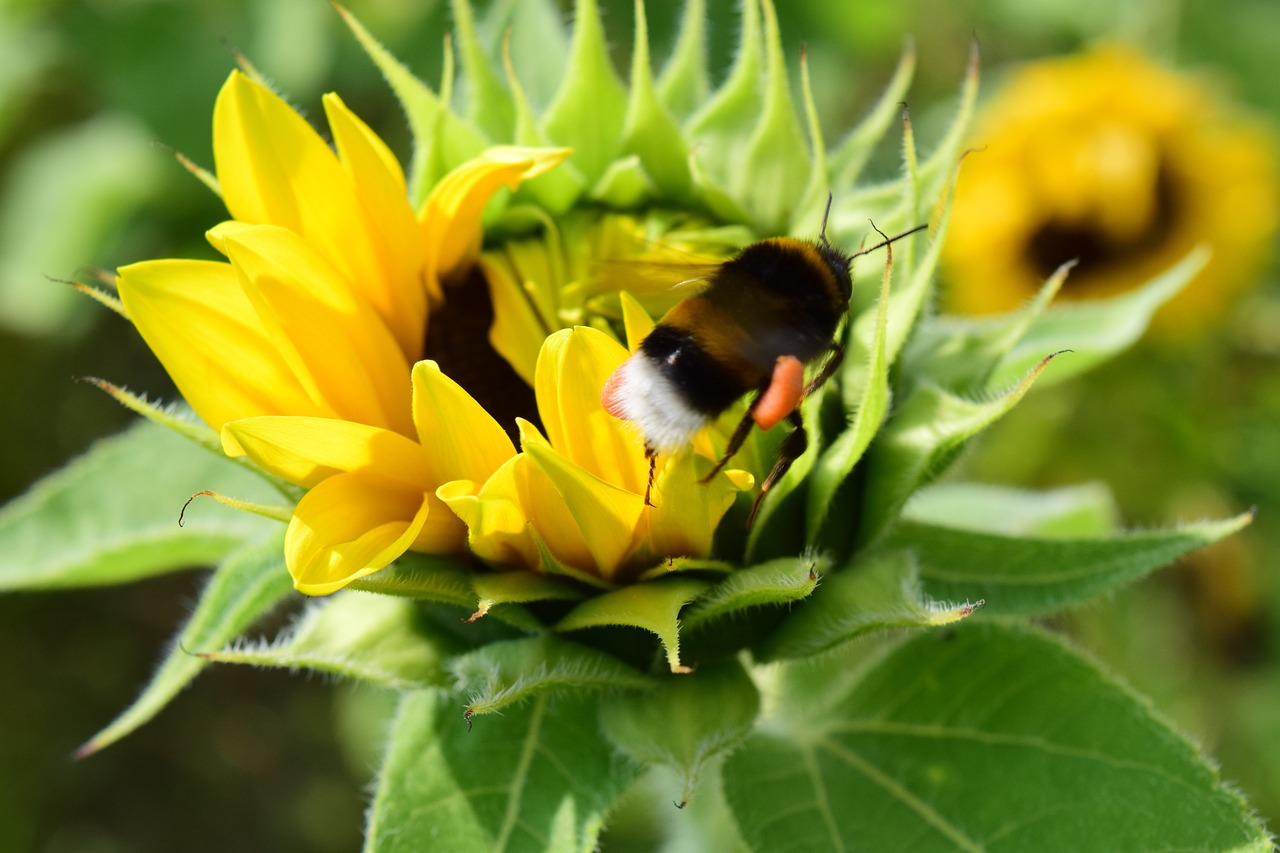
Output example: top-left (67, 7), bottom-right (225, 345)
top-left (1, 1), bottom-right (1267, 850)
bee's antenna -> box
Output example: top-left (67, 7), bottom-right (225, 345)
top-left (848, 221), bottom-right (928, 259)
top-left (818, 193), bottom-right (835, 247)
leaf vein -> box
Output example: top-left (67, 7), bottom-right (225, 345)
top-left (820, 736), bottom-right (985, 852)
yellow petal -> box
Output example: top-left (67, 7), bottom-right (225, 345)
top-left (520, 420), bottom-right (645, 580)
top-left (411, 361), bottom-right (515, 483)
top-left (286, 470), bottom-right (431, 595)
top-left (437, 457), bottom-right (538, 570)
top-left (219, 224), bottom-right (414, 435)
top-left (420, 146), bottom-right (571, 295)
top-left (535, 327), bottom-right (648, 494)
top-left (213, 71), bottom-right (390, 320)
top-left (116, 259), bottom-right (314, 430)
top-left (479, 255), bottom-right (549, 387)
top-left (644, 450), bottom-right (747, 559)
top-left (618, 290), bottom-right (656, 351)
top-left (323, 93), bottom-right (427, 361)
top-left (223, 416), bottom-right (431, 488)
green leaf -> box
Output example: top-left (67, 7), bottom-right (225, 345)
top-left (449, 0), bottom-right (516, 142)
top-left (0, 419), bottom-right (281, 591)
top-left (494, 33), bottom-right (586, 214)
top-left (589, 155), bottom-right (655, 208)
top-left (538, 0), bottom-right (628, 185)
top-left (900, 260), bottom-right (1071, 394)
top-left (451, 634), bottom-right (652, 719)
top-left (902, 482), bottom-right (1119, 538)
top-left (76, 533), bottom-right (293, 756)
top-left (987, 248), bottom-right (1209, 389)
top-left (804, 238), bottom-right (896, 543)
top-left (487, 0), bottom-right (569, 115)
top-left (829, 44), bottom-right (916, 190)
top-left (725, 622), bottom-right (1270, 852)
top-left (755, 550), bottom-right (980, 662)
top-left (685, 0), bottom-right (762, 208)
top-left (350, 554), bottom-right (556, 632)
top-left (365, 691), bottom-right (638, 853)
top-left (556, 577), bottom-right (711, 673)
top-left (202, 591), bottom-right (457, 689)
top-left (736, 0), bottom-right (810, 233)
top-left (857, 353), bottom-right (1060, 547)
top-left (600, 660), bottom-right (760, 808)
top-left (680, 556), bottom-right (820, 633)
top-left (655, 0), bottom-right (709, 120)
top-left (618, 0), bottom-right (692, 200)
top-left (471, 570), bottom-right (585, 618)
top-left (889, 512), bottom-right (1253, 617)
top-left (334, 552), bottom-right (470, 600)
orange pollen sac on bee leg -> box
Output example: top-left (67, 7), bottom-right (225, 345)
top-left (753, 355), bottom-right (806, 430)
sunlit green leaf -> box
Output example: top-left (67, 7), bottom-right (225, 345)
top-left (366, 691), bottom-right (637, 852)
top-left (902, 482), bottom-right (1119, 538)
top-left (756, 550), bottom-right (979, 662)
top-left (726, 623), bottom-right (1270, 852)
top-left (556, 577), bottom-right (711, 673)
top-left (451, 634), bottom-right (652, 719)
top-left (0, 419), bottom-right (280, 591)
top-left (618, 0), bottom-right (692, 200)
top-left (203, 591), bottom-right (457, 689)
top-left (680, 556), bottom-right (820, 633)
top-left (857, 353), bottom-right (1060, 546)
top-left (901, 260), bottom-right (1071, 394)
top-left (76, 533), bottom-right (293, 756)
top-left (889, 511), bottom-right (1252, 616)
top-left (601, 660), bottom-right (760, 807)
top-left (539, 0), bottom-right (627, 185)
top-left (987, 248), bottom-right (1208, 389)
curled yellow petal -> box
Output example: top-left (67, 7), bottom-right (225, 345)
top-left (520, 420), bottom-right (645, 580)
top-left (421, 146), bottom-right (572, 295)
top-left (286, 470), bottom-right (431, 595)
top-left (116, 259), bottom-right (314, 431)
top-left (223, 416), bottom-right (431, 488)
top-left (478, 255), bottom-right (550, 387)
top-left (437, 457), bottom-right (538, 570)
top-left (411, 361), bottom-right (515, 484)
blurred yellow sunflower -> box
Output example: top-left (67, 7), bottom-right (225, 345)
top-left (942, 45), bottom-right (1276, 331)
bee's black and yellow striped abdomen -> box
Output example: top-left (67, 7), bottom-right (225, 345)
top-left (638, 237), bottom-right (851, 418)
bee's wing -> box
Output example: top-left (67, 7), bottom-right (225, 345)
top-left (584, 258), bottom-right (723, 324)
top-left (591, 258), bottom-right (721, 296)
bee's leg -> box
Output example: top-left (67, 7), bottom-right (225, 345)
top-left (803, 343), bottom-right (845, 397)
top-left (644, 445), bottom-right (658, 507)
top-left (699, 392), bottom-right (763, 485)
top-left (747, 409), bottom-right (807, 528)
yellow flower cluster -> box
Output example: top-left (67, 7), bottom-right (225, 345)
top-left (117, 72), bottom-right (743, 594)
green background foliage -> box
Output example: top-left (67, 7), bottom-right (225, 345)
top-left (1, 0), bottom-right (1278, 850)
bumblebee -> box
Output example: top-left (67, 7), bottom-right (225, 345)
top-left (602, 203), bottom-right (924, 524)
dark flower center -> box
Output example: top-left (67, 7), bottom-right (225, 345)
top-left (1024, 161), bottom-right (1178, 287)
top-left (421, 266), bottom-right (541, 443)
